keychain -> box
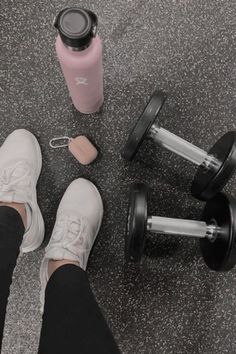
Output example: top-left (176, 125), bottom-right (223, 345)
top-left (49, 135), bottom-right (98, 165)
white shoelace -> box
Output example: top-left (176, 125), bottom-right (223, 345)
top-left (48, 215), bottom-right (92, 258)
top-left (0, 161), bottom-right (31, 195)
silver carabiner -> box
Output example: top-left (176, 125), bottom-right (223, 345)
top-left (49, 136), bottom-right (72, 149)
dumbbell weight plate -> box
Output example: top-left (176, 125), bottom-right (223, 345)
top-left (122, 91), bottom-right (166, 161)
top-left (192, 132), bottom-right (236, 201)
top-left (201, 193), bottom-right (236, 271)
top-left (126, 183), bottom-right (148, 262)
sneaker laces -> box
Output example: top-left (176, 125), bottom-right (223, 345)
top-left (0, 161), bottom-right (31, 195)
top-left (47, 215), bottom-right (92, 260)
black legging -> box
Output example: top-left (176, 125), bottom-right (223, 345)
top-left (0, 206), bottom-right (120, 354)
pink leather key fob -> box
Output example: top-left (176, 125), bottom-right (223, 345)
top-left (50, 135), bottom-right (98, 165)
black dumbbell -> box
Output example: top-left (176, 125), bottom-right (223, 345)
top-left (122, 91), bottom-right (236, 201)
top-left (126, 183), bottom-right (236, 271)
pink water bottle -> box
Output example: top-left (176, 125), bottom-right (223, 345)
top-left (54, 8), bottom-right (104, 114)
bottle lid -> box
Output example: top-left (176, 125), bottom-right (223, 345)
top-left (54, 8), bottom-right (98, 50)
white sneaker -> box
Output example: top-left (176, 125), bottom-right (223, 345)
top-left (40, 178), bottom-right (103, 312)
top-left (0, 129), bottom-right (44, 252)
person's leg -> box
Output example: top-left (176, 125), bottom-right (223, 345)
top-left (0, 205), bottom-right (25, 351)
top-left (0, 129), bottom-right (45, 350)
top-left (39, 178), bottom-right (120, 354)
top-left (38, 265), bottom-right (120, 354)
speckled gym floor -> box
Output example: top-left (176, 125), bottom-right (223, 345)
top-left (1, 1), bottom-right (236, 353)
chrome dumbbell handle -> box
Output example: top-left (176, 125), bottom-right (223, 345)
top-left (149, 124), bottom-right (220, 169)
top-left (147, 216), bottom-right (220, 241)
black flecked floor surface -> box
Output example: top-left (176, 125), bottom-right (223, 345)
top-left (1, 1), bottom-right (236, 353)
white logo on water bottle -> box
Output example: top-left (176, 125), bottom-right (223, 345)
top-left (75, 77), bottom-right (88, 86)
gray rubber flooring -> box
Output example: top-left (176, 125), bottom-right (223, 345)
top-left (1, 0), bottom-right (236, 353)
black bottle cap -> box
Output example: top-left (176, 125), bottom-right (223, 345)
top-left (54, 8), bottom-right (98, 50)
